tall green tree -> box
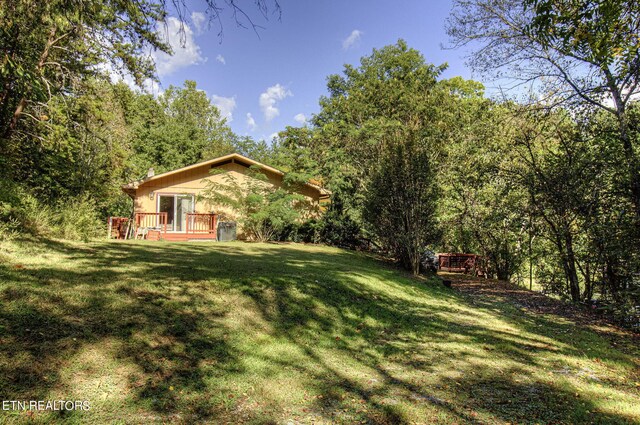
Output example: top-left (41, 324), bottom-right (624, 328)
top-left (312, 41), bottom-right (450, 228)
top-left (0, 0), bottom-right (167, 140)
top-left (119, 80), bottom-right (236, 176)
top-left (365, 137), bottom-right (439, 275)
top-left (447, 0), bottom-right (640, 224)
top-left (0, 0), bottom-right (280, 140)
top-left (307, 41), bottom-right (484, 271)
top-left (509, 111), bottom-right (602, 301)
top-left (3, 79), bottom-right (132, 212)
top-left (439, 102), bottom-right (530, 281)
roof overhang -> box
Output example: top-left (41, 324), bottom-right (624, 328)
top-left (121, 153), bottom-right (331, 196)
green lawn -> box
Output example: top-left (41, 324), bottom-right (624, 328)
top-left (0, 239), bottom-right (638, 424)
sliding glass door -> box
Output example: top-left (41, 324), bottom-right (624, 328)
top-left (158, 194), bottom-right (194, 232)
top-left (176, 195), bottom-right (194, 231)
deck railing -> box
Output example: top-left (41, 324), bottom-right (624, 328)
top-left (135, 212), bottom-right (168, 233)
top-left (186, 213), bottom-right (217, 234)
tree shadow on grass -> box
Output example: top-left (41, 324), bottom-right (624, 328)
top-left (0, 239), bottom-right (638, 423)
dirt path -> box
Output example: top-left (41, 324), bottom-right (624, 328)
top-left (439, 272), bottom-right (639, 351)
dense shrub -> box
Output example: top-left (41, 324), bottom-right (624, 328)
top-left (0, 218), bottom-right (19, 242)
top-left (0, 179), bottom-right (52, 236)
top-left (0, 179), bottom-right (104, 241)
top-left (53, 195), bottom-right (104, 241)
top-left (276, 219), bottom-right (322, 243)
top-left (317, 199), bottom-right (363, 249)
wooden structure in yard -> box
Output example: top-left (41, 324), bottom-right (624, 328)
top-left (107, 217), bottom-right (131, 240)
top-left (437, 253), bottom-right (487, 277)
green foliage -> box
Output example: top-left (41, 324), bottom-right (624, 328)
top-left (437, 95), bottom-right (529, 281)
top-left (448, 0), bottom-right (640, 113)
top-left (0, 178), bottom-right (102, 241)
top-left (0, 217), bottom-right (19, 242)
top-left (119, 80), bottom-right (236, 177)
top-left (275, 219), bottom-right (322, 244)
top-left (52, 195), bottom-right (104, 242)
top-left (4, 79), bottom-right (132, 212)
top-left (364, 139), bottom-right (440, 275)
top-left (449, 0), bottom-right (640, 226)
top-left (314, 40), bottom-right (448, 198)
top-left (525, 0), bottom-right (640, 73)
top-left (0, 179), bottom-right (53, 236)
top-left (296, 40), bottom-right (478, 271)
top-left (199, 167), bottom-right (306, 242)
top-left (234, 136), bottom-right (275, 164)
top-left (317, 195), bottom-right (363, 249)
top-left (0, 0), bottom-right (168, 139)
top-left (0, 0), bottom-right (280, 140)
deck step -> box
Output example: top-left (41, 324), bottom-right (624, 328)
top-left (162, 233), bottom-right (217, 241)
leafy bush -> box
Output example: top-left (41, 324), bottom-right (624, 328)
top-left (0, 178), bottom-right (103, 241)
top-left (317, 198), bottom-right (363, 249)
top-left (277, 219), bottom-right (322, 243)
top-left (52, 195), bottom-right (104, 241)
top-left (0, 179), bottom-right (53, 236)
top-left (19, 194), bottom-right (55, 236)
top-left (199, 167), bottom-right (305, 242)
top-left (0, 218), bottom-right (19, 242)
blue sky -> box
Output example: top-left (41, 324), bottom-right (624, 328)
top-left (151, 0), bottom-right (477, 141)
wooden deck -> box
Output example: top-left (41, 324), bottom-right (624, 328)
top-left (162, 232), bottom-right (218, 241)
top-left (128, 212), bottom-right (218, 241)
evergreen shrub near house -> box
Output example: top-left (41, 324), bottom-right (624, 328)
top-left (277, 219), bottom-right (322, 244)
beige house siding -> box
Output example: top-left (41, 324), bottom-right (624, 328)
top-left (131, 160), bottom-right (323, 222)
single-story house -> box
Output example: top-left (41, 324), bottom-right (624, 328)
top-left (121, 153), bottom-right (330, 241)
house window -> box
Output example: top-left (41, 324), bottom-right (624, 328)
top-left (157, 194), bottom-right (194, 231)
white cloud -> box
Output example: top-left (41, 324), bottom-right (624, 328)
top-left (246, 113), bottom-right (257, 131)
top-left (293, 113), bottom-right (307, 124)
top-left (153, 17), bottom-right (204, 77)
top-left (269, 132), bottom-right (280, 141)
top-left (141, 79), bottom-right (163, 96)
top-left (259, 83), bottom-right (292, 122)
top-left (342, 29), bottom-right (363, 50)
top-left (211, 95), bottom-right (237, 122)
top-left (99, 62), bottom-right (163, 96)
top-left (216, 54), bottom-right (226, 65)
top-left (191, 12), bottom-right (206, 34)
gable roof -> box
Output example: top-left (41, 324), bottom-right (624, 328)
top-left (121, 153), bottom-right (330, 197)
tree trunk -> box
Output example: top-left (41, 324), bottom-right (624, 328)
top-left (563, 233), bottom-right (581, 302)
top-left (618, 115), bottom-right (640, 227)
top-left (605, 73), bottom-right (640, 228)
top-left (2, 26), bottom-right (57, 139)
top-left (4, 97), bottom-right (27, 138)
top-left (581, 263), bottom-right (593, 301)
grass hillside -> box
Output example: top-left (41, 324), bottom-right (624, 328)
top-left (0, 239), bottom-right (638, 424)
